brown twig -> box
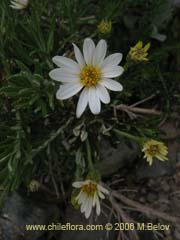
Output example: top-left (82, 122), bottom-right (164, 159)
top-left (111, 191), bottom-right (180, 224)
top-left (130, 93), bottom-right (157, 107)
top-left (79, 15), bottom-right (96, 21)
top-left (115, 104), bottom-right (162, 116)
top-left (1, 215), bottom-right (25, 237)
top-left (109, 195), bottom-right (139, 240)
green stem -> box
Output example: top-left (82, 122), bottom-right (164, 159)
top-left (86, 140), bottom-right (101, 182)
top-left (123, 62), bottom-right (129, 71)
top-left (32, 117), bottom-right (73, 157)
top-left (86, 139), bottom-right (94, 172)
top-left (113, 129), bottom-right (142, 143)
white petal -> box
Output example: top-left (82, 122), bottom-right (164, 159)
top-left (97, 184), bottom-right (109, 195)
top-left (13, 0), bottom-right (28, 4)
top-left (73, 43), bottom-right (85, 68)
top-left (76, 190), bottom-right (83, 201)
top-left (83, 38), bottom-right (95, 65)
top-left (82, 198), bottom-right (90, 214)
top-left (76, 88), bottom-right (88, 118)
top-left (102, 66), bottom-right (124, 78)
top-left (101, 79), bottom-right (123, 92)
top-left (56, 83), bottom-right (83, 100)
top-left (101, 53), bottom-right (123, 69)
top-left (92, 39), bottom-right (107, 66)
top-left (96, 84), bottom-right (110, 104)
top-left (93, 192), bottom-right (98, 206)
top-left (10, 0), bottom-right (28, 8)
top-left (49, 68), bottom-right (79, 82)
top-left (79, 193), bottom-right (87, 208)
top-left (85, 197), bottom-right (93, 219)
top-left (83, 179), bottom-right (91, 185)
top-left (52, 56), bottom-right (80, 71)
top-left (21, 0), bottom-right (28, 4)
top-left (88, 87), bottom-right (101, 115)
top-left (55, 67), bottom-right (79, 75)
top-left (98, 191), bottom-right (105, 199)
top-left (78, 192), bottom-right (87, 204)
top-left (72, 181), bottom-right (83, 188)
top-left (10, 6), bottom-right (21, 9)
top-left (81, 196), bottom-right (89, 212)
top-left (10, 3), bottom-right (22, 9)
top-left (96, 196), bottom-right (101, 216)
top-left (80, 195), bottom-right (89, 213)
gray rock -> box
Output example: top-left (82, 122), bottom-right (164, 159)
top-left (136, 158), bottom-right (176, 180)
top-left (60, 205), bottom-right (116, 240)
top-left (171, 0), bottom-right (180, 7)
top-left (98, 139), bottom-right (140, 177)
top-left (0, 191), bottom-right (59, 240)
top-left (174, 225), bottom-right (180, 240)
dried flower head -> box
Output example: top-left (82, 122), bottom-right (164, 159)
top-left (142, 139), bottom-right (168, 166)
top-left (98, 20), bottom-right (112, 34)
top-left (129, 41), bottom-right (150, 62)
top-left (28, 180), bottom-right (40, 192)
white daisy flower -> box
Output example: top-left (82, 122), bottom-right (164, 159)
top-left (72, 179), bottom-right (109, 219)
top-left (10, 0), bottom-right (28, 10)
top-left (49, 38), bottom-right (124, 118)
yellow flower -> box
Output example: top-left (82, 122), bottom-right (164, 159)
top-left (142, 139), bottom-right (168, 166)
top-left (28, 180), bottom-right (40, 192)
top-left (129, 41), bottom-right (150, 62)
top-left (98, 20), bottom-right (112, 34)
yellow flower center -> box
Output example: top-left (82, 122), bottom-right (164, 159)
top-left (98, 20), bottom-right (112, 34)
top-left (80, 66), bottom-right (101, 87)
top-left (134, 49), bottom-right (145, 57)
top-left (147, 144), bottom-right (159, 156)
top-left (82, 182), bottom-right (97, 197)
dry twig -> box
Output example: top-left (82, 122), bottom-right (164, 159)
top-left (109, 195), bottom-right (139, 240)
top-left (111, 191), bottom-right (180, 225)
top-left (115, 104), bottom-right (162, 116)
top-left (130, 93), bottom-right (157, 107)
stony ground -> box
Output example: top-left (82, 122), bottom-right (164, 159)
top-left (0, 117), bottom-right (179, 240)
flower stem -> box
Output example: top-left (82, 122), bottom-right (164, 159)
top-left (85, 139), bottom-right (100, 181)
top-left (123, 62), bottom-right (129, 71)
top-left (86, 139), bottom-right (94, 172)
top-left (113, 129), bottom-right (142, 143)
